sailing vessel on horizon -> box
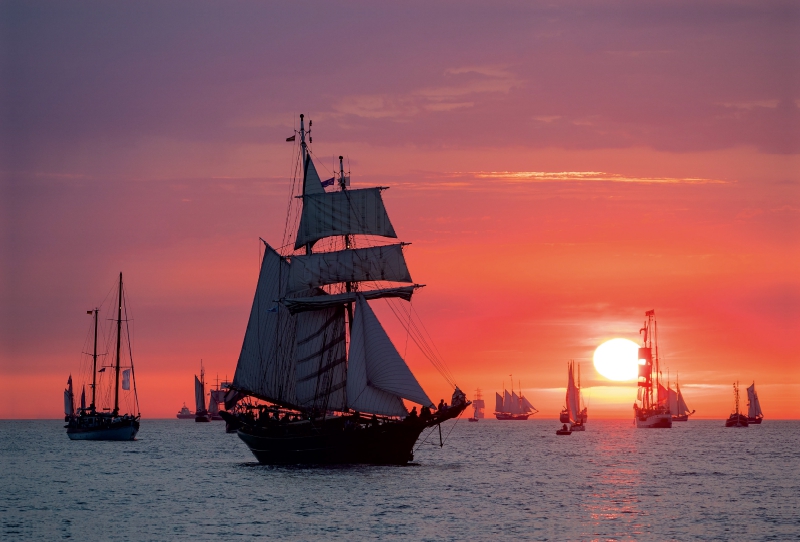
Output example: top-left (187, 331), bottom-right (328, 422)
top-left (726, 381), bottom-right (749, 427)
top-left (494, 380), bottom-right (537, 420)
top-left (468, 389), bottom-right (485, 422)
top-left (665, 373), bottom-right (695, 422)
top-left (65, 273), bottom-right (140, 440)
top-left (194, 362), bottom-right (211, 422)
top-left (746, 382), bottom-right (763, 424)
top-left (176, 403), bottom-right (194, 419)
top-left (560, 361), bottom-right (587, 426)
top-left (633, 310), bottom-right (672, 428)
top-left (220, 114), bottom-right (468, 464)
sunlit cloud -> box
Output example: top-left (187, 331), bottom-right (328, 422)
top-left (465, 171), bottom-right (729, 184)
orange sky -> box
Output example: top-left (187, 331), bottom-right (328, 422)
top-left (1, 2), bottom-right (798, 419)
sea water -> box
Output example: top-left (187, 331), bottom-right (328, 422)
top-left (1, 419), bottom-right (798, 541)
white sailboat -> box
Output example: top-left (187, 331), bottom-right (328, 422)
top-left (747, 382), bottom-right (763, 424)
top-left (560, 361), bottom-right (587, 425)
top-left (565, 361), bottom-right (584, 431)
top-left (667, 373), bottom-right (695, 421)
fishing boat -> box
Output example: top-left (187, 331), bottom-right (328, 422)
top-left (176, 403), bottom-right (194, 419)
top-left (746, 382), bottom-right (763, 424)
top-left (725, 381), bottom-right (749, 427)
top-left (667, 373), bottom-right (695, 421)
top-left (195, 362), bottom-right (211, 422)
top-left (560, 361), bottom-right (587, 427)
top-left (560, 361), bottom-right (585, 431)
top-left (65, 273), bottom-right (141, 440)
top-left (633, 310), bottom-right (672, 428)
top-left (494, 380), bottom-right (537, 420)
top-left (468, 389), bottom-right (485, 422)
top-left (219, 115), bottom-right (469, 464)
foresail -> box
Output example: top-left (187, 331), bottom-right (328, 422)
top-left (495, 392), bottom-right (503, 412)
top-left (510, 392), bottom-right (521, 414)
top-left (346, 295), bottom-right (433, 416)
top-left (521, 396), bottom-right (536, 413)
top-left (232, 243), bottom-right (298, 407)
top-left (287, 244), bottom-right (412, 294)
top-left (503, 390), bottom-right (512, 413)
top-left (282, 285), bottom-right (416, 314)
top-left (295, 188), bottom-right (397, 249)
top-left (294, 306), bottom-right (347, 412)
top-left (566, 365), bottom-right (580, 422)
top-left (668, 387), bottom-right (679, 414)
top-left (676, 387), bottom-right (691, 416)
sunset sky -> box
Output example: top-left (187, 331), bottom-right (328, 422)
top-left (2, 1), bottom-right (798, 419)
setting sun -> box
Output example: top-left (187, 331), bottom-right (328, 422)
top-left (593, 339), bottom-right (640, 381)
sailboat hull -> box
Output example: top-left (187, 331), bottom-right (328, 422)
top-left (747, 417), bottom-right (763, 424)
top-left (494, 413), bottom-right (530, 420)
top-left (66, 417), bottom-right (139, 441)
top-left (635, 412), bottom-right (672, 428)
top-left (672, 414), bottom-right (690, 422)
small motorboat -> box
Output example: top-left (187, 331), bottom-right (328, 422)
top-left (556, 424), bottom-right (572, 435)
top-left (467, 417), bottom-right (479, 422)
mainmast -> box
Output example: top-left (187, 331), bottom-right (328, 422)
top-left (340, 155), bottom-right (355, 330)
top-left (113, 272), bottom-right (122, 416)
top-left (90, 307), bottom-right (99, 412)
top-left (300, 114), bottom-right (312, 256)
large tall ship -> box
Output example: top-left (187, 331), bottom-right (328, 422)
top-left (633, 310), bottom-right (672, 428)
top-left (726, 381), bottom-right (749, 427)
top-left (65, 273), bottom-right (140, 440)
top-left (560, 361), bottom-right (587, 425)
top-left (494, 381), bottom-right (537, 420)
top-left (746, 382), bottom-right (763, 424)
top-left (220, 115), bottom-right (468, 464)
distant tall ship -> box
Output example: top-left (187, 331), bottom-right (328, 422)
top-left (633, 310), bottom-right (672, 428)
top-left (219, 114), bottom-right (468, 464)
top-left (746, 382), bottom-right (763, 424)
top-left (561, 361), bottom-right (585, 431)
top-left (208, 376), bottom-right (228, 421)
top-left (194, 362), bottom-right (211, 422)
top-left (65, 273), bottom-right (140, 440)
top-left (726, 381), bottom-right (749, 427)
top-left (494, 380), bottom-right (537, 420)
top-left (560, 361), bottom-right (587, 425)
top-left (665, 373), bottom-right (695, 422)
top-left (468, 389), bottom-right (485, 421)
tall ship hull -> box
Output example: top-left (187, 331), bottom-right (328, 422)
top-left (726, 383), bottom-right (749, 427)
top-left (494, 413), bottom-right (530, 421)
top-left (224, 115), bottom-right (468, 465)
top-left (634, 409), bottom-right (672, 428)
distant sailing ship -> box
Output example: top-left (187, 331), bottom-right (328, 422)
top-left (176, 403), bottom-right (194, 419)
top-left (64, 273), bottom-right (140, 440)
top-left (746, 382), bottom-right (763, 424)
top-left (219, 114), bottom-right (469, 464)
top-left (561, 361), bottom-right (585, 431)
top-left (664, 373), bottom-right (695, 421)
top-left (194, 362), bottom-right (211, 422)
top-left (633, 310), bottom-right (672, 428)
top-left (494, 380), bottom-right (537, 420)
top-left (468, 389), bottom-right (485, 421)
top-left (207, 376), bottom-right (228, 421)
top-left (560, 361), bottom-right (587, 426)
top-left (726, 381), bottom-right (749, 427)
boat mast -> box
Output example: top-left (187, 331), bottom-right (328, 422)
top-left (339, 155), bottom-right (355, 330)
top-left (300, 114), bottom-right (312, 256)
top-left (113, 272), bottom-right (122, 416)
top-left (90, 307), bottom-right (99, 412)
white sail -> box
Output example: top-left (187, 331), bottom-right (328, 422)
top-left (346, 295), bottom-right (433, 416)
top-left (303, 155), bottom-right (326, 196)
top-left (503, 390), bottom-right (512, 412)
top-left (495, 392), bottom-right (503, 412)
top-left (521, 395), bottom-right (536, 413)
top-left (63, 390), bottom-right (74, 417)
top-left (295, 188), bottom-right (398, 250)
top-left (287, 244), bottom-right (412, 294)
top-left (747, 383), bottom-right (762, 418)
top-left (675, 384), bottom-right (691, 416)
top-left (566, 363), bottom-right (580, 423)
top-left (232, 243), bottom-right (299, 406)
top-left (294, 306), bottom-right (348, 411)
top-left (282, 285), bottom-right (416, 314)
top-left (668, 387), bottom-right (679, 414)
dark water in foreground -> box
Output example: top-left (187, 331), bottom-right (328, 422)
top-left (1, 419), bottom-right (798, 541)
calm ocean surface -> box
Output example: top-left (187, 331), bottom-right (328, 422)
top-left (1, 418), bottom-right (798, 541)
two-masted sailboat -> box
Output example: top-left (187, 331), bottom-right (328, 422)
top-left (560, 361), bottom-right (585, 431)
top-left (65, 273), bottom-right (140, 440)
top-left (494, 381), bottom-right (537, 420)
top-left (726, 381), bottom-right (749, 427)
top-left (746, 382), bottom-right (763, 424)
top-left (665, 373), bottom-right (694, 421)
top-left (633, 310), bottom-right (672, 428)
top-left (219, 115), bottom-right (468, 464)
